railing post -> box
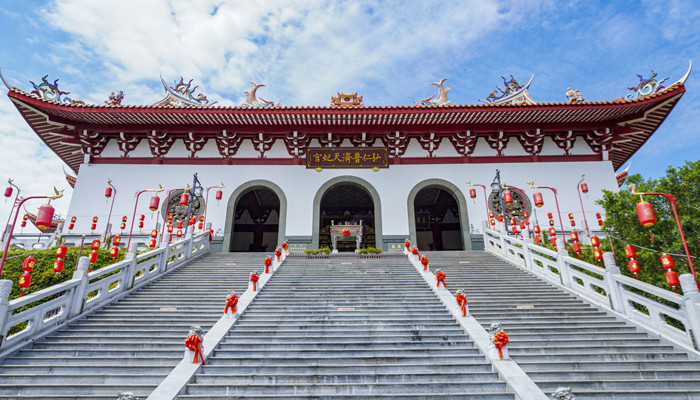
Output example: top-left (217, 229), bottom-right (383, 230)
top-left (124, 243), bottom-right (139, 290)
top-left (602, 252), bottom-right (624, 312)
top-left (0, 280), bottom-right (12, 345)
top-left (555, 240), bottom-right (572, 288)
top-left (185, 230), bottom-right (194, 257)
top-left (679, 273), bottom-right (700, 351)
top-left (522, 238), bottom-right (534, 270)
top-left (68, 257), bottom-right (91, 318)
top-left (158, 239), bottom-right (170, 273)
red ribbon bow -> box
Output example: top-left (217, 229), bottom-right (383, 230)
top-left (250, 273), bottom-right (259, 291)
top-left (435, 271), bottom-right (446, 288)
top-left (494, 331), bottom-right (509, 359)
top-left (455, 293), bottom-right (467, 317)
top-left (185, 335), bottom-right (206, 364)
top-left (224, 294), bottom-right (238, 314)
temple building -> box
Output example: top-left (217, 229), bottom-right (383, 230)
top-left (1, 65), bottom-right (691, 252)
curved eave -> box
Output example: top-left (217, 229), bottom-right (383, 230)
top-left (6, 83), bottom-right (686, 173)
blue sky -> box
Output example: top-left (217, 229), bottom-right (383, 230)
top-left (0, 0), bottom-right (698, 224)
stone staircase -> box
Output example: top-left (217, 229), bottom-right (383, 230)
top-left (178, 257), bottom-right (513, 399)
top-left (0, 252), bottom-right (268, 400)
top-left (425, 250), bottom-right (700, 400)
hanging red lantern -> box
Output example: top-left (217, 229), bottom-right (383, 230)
top-left (36, 204), bottom-right (55, 231)
top-left (180, 192), bottom-right (189, 206)
top-left (110, 247), bottom-right (119, 259)
top-left (535, 234), bottom-right (542, 244)
top-left (489, 211), bottom-right (494, 218)
top-left (168, 214), bottom-right (174, 222)
top-left (149, 195), bottom-right (160, 212)
top-left (71, 216), bottom-right (77, 223)
top-left (90, 223), bottom-right (97, 230)
top-left (138, 221), bottom-right (144, 229)
top-left (177, 230), bottom-right (183, 238)
top-left (580, 183), bottom-right (588, 193)
top-left (490, 219), bottom-right (495, 226)
top-left (590, 236), bottom-right (600, 247)
top-left (511, 226), bottom-right (518, 234)
top-left (549, 220), bottom-right (555, 226)
top-left (68, 223), bottom-right (75, 230)
top-left (198, 222), bottom-right (203, 230)
top-left (120, 223), bottom-right (126, 230)
top-left (636, 201), bottom-right (656, 227)
top-left (56, 245), bottom-right (68, 259)
top-left (548, 227), bottom-right (556, 236)
top-left (572, 242), bottom-right (581, 254)
top-left (22, 256), bottom-right (35, 272)
top-left (89, 250), bottom-right (98, 264)
top-left (533, 191), bottom-right (544, 208)
top-left (199, 215), bottom-right (204, 222)
top-left (550, 237), bottom-right (557, 247)
top-left (215, 189), bottom-right (223, 201)
top-left (469, 188), bottom-right (477, 199)
top-left (519, 221), bottom-right (525, 230)
top-left (547, 213), bottom-right (553, 219)
top-left (510, 218), bottom-right (516, 226)
top-left (139, 214), bottom-right (145, 221)
top-left (177, 221), bottom-right (183, 229)
top-left (105, 187), bottom-right (113, 198)
top-left (628, 259), bottom-right (640, 277)
top-left (148, 238), bottom-right (157, 248)
top-left (91, 239), bottom-right (101, 251)
top-left (660, 254), bottom-right (674, 270)
top-left (523, 212), bottom-right (529, 219)
top-left (533, 225), bottom-right (541, 234)
top-left (93, 216), bottom-right (99, 223)
top-left (122, 216), bottom-right (128, 223)
top-left (20, 221), bottom-right (26, 228)
top-left (113, 235), bottom-right (122, 246)
top-left (624, 245), bottom-right (636, 259)
top-left (568, 213), bottom-right (574, 220)
top-left (666, 270), bottom-right (679, 288)
top-left (18, 272), bottom-right (31, 291)
top-left (4, 187), bottom-right (12, 198)
top-left (167, 225), bottom-right (174, 233)
top-left (53, 259), bottom-right (64, 274)
top-left (596, 213), bottom-right (601, 219)
top-left (503, 190), bottom-right (513, 205)
top-left (23, 214), bottom-right (29, 221)
top-left (598, 219), bottom-right (603, 226)
top-left (497, 214), bottom-right (504, 223)
top-left (150, 230), bottom-right (157, 239)
top-left (593, 248), bottom-right (603, 261)
top-left (570, 220), bottom-right (576, 227)
top-left (189, 217), bottom-right (196, 226)
top-left (570, 231), bottom-right (579, 242)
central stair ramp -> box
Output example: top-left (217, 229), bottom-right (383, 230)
top-left (178, 256), bottom-right (515, 399)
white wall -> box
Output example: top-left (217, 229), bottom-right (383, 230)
top-left (67, 160), bottom-right (618, 239)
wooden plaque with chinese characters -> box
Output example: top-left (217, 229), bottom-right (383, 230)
top-left (306, 148), bottom-right (388, 168)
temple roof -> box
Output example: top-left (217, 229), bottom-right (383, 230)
top-left (3, 71), bottom-right (689, 174)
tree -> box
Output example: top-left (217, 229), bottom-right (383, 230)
top-left (596, 160), bottom-right (699, 291)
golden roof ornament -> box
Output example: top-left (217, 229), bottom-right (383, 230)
top-left (331, 92), bottom-right (363, 107)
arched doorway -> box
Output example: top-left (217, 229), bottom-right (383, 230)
top-left (408, 179), bottom-right (471, 251)
top-left (312, 176), bottom-right (383, 251)
top-left (223, 180), bottom-right (287, 253)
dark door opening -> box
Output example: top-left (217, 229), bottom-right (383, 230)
top-left (230, 187), bottom-right (280, 252)
top-left (414, 186), bottom-right (464, 251)
top-left (319, 183), bottom-right (375, 251)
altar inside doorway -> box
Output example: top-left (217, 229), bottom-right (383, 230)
top-left (329, 221), bottom-right (363, 253)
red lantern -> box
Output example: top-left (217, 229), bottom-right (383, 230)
top-left (510, 218), bottom-right (516, 226)
top-left (547, 213), bottom-right (553, 219)
top-left (572, 242), bottom-right (581, 254)
top-left (53, 259), bottom-right (64, 273)
top-left (550, 237), bottom-right (557, 247)
top-left (122, 216), bottom-right (128, 223)
top-left (570, 220), bottom-right (576, 227)
top-left (569, 231), bottom-right (579, 242)
top-left (580, 183), bottom-right (588, 193)
top-left (548, 227), bottom-right (556, 236)
top-left (3, 187), bottom-right (12, 198)
top-left (56, 245), bottom-right (68, 259)
top-left (199, 215), bottom-right (204, 222)
top-left (23, 214), bottom-right (28, 221)
top-left (120, 223), bottom-right (125, 230)
top-left (20, 221), bottom-right (26, 228)
top-left (112, 236), bottom-right (121, 246)
top-left (22, 256), bottom-right (35, 272)
top-left (110, 247), bottom-right (119, 259)
top-left (598, 219), bottom-right (603, 226)
top-left (490, 218), bottom-right (495, 226)
top-left (91, 223), bottom-right (97, 230)
top-left (590, 236), bottom-right (600, 247)
top-left (636, 201), bottom-right (656, 227)
top-left (624, 245), bottom-right (636, 259)
top-left (510, 226), bottom-right (516, 234)
top-left (148, 239), bottom-right (157, 248)
top-left (198, 222), bottom-right (203, 230)
top-left (71, 216), bottom-right (77, 223)
top-left (168, 214), bottom-right (173, 222)
top-left (533, 225), bottom-right (541, 234)
top-left (568, 213), bottom-right (574, 220)
top-left (549, 220), bottom-right (555, 226)
top-left (666, 270), bottom-right (679, 288)
top-left (519, 221), bottom-right (525, 229)
top-left (180, 193), bottom-right (189, 206)
top-left (91, 239), bottom-right (101, 251)
top-left (105, 187), bottom-right (113, 198)
top-left (629, 259), bottom-right (640, 276)
top-left (18, 273), bottom-right (31, 289)
top-left (149, 195), bottom-right (160, 212)
top-left (533, 191), bottom-right (544, 208)
top-left (215, 189), bottom-right (223, 201)
top-left (469, 188), bottom-right (477, 199)
top-left (177, 230), bottom-right (183, 238)
top-left (150, 230), bottom-right (157, 239)
top-left (497, 214), bottom-right (504, 223)
top-left (138, 221), bottom-right (144, 229)
top-left (167, 225), bottom-right (174, 233)
top-left (139, 214), bottom-right (145, 221)
top-left (596, 213), bottom-right (602, 219)
top-left (593, 248), bottom-right (603, 261)
top-left (93, 216), bottom-right (99, 223)
top-left (489, 211), bottom-right (494, 218)
top-left (503, 191), bottom-right (513, 205)
top-left (535, 234), bottom-right (542, 244)
top-left (523, 212), bottom-right (529, 219)
top-left (177, 221), bottom-right (183, 229)
top-left (89, 250), bottom-right (98, 264)
top-left (660, 254), bottom-right (674, 270)
top-left (36, 204), bottom-right (55, 231)
top-left (68, 223), bottom-right (75, 230)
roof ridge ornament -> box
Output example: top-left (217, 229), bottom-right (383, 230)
top-left (331, 92), bottom-right (363, 107)
top-left (153, 76), bottom-right (216, 107)
top-left (566, 87), bottom-right (584, 103)
top-left (105, 91), bottom-right (125, 105)
top-left (28, 75), bottom-right (84, 105)
top-left (676, 60), bottom-right (692, 85)
top-left (243, 81), bottom-right (276, 107)
top-left (623, 70), bottom-right (669, 100)
top-left (480, 74), bottom-right (536, 105)
top-left (416, 78), bottom-right (450, 106)
top-left (0, 67), bottom-right (13, 91)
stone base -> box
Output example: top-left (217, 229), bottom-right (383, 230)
top-left (488, 344), bottom-right (509, 360)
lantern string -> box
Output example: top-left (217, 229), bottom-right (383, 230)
top-left (608, 234), bottom-right (698, 260)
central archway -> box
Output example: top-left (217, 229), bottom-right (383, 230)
top-left (312, 176), bottom-right (383, 250)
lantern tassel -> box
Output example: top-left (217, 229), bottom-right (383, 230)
top-left (649, 230), bottom-right (654, 243)
top-left (674, 287), bottom-right (679, 294)
top-left (19, 290), bottom-right (24, 297)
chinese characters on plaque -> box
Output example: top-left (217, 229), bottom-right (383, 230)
top-left (306, 148), bottom-right (388, 169)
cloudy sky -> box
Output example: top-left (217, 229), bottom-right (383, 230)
top-left (0, 0), bottom-right (698, 230)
